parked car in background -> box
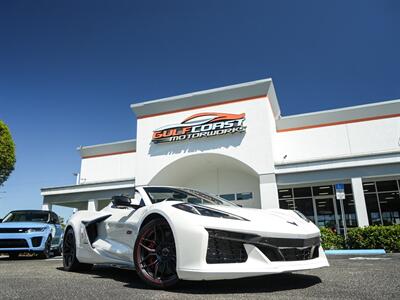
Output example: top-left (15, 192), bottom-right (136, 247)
top-left (0, 210), bottom-right (63, 259)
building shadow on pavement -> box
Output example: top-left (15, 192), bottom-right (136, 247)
top-left (57, 266), bottom-right (322, 294)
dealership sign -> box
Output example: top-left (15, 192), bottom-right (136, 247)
top-left (152, 112), bottom-right (246, 143)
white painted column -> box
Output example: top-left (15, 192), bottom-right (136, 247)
top-left (42, 203), bottom-right (52, 211)
top-left (88, 199), bottom-right (98, 212)
top-left (351, 177), bottom-right (369, 227)
top-left (259, 174), bottom-right (280, 209)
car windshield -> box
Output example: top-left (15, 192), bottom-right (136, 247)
top-left (2, 211), bottom-right (50, 223)
top-left (144, 187), bottom-right (237, 206)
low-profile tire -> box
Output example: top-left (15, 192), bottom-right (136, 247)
top-left (8, 252), bottom-right (19, 259)
top-left (63, 227), bottom-right (93, 272)
top-left (38, 236), bottom-right (53, 259)
top-left (134, 218), bottom-right (179, 289)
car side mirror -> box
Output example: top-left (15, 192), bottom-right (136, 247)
top-left (112, 195), bottom-right (132, 207)
top-left (131, 192), bottom-right (145, 209)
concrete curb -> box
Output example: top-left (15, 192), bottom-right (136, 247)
top-left (325, 249), bottom-right (386, 255)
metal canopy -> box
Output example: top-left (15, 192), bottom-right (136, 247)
top-left (41, 179), bottom-right (135, 208)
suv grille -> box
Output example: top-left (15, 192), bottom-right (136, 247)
top-left (0, 239), bottom-right (28, 248)
top-left (0, 228), bottom-right (29, 233)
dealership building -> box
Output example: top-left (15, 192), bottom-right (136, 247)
top-left (41, 79), bottom-right (400, 230)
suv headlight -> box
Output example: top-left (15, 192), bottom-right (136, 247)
top-left (26, 227), bottom-right (46, 233)
top-left (173, 203), bottom-right (249, 221)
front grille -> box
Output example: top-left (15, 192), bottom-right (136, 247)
top-left (0, 239), bottom-right (28, 248)
top-left (31, 237), bottom-right (43, 247)
top-left (206, 229), bottom-right (320, 264)
top-left (0, 228), bottom-right (29, 233)
top-left (206, 229), bottom-right (249, 263)
top-left (257, 244), bottom-right (319, 261)
top-left (280, 247), bottom-right (319, 261)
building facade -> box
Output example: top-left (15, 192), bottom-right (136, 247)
top-left (41, 79), bottom-right (400, 230)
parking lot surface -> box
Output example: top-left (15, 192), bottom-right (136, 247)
top-left (0, 254), bottom-right (399, 299)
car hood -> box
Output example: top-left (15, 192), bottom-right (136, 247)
top-left (173, 203), bottom-right (320, 237)
top-left (0, 222), bottom-right (50, 228)
top-left (206, 206), bottom-right (298, 222)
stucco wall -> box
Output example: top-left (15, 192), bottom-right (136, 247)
top-left (273, 116), bottom-right (400, 164)
top-left (134, 96), bottom-right (277, 185)
top-left (80, 152), bottom-right (136, 183)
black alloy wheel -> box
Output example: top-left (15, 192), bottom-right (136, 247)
top-left (134, 219), bottom-right (179, 289)
top-left (63, 227), bottom-right (93, 271)
top-left (38, 236), bottom-right (52, 259)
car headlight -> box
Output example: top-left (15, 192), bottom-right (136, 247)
top-left (173, 203), bottom-right (249, 221)
top-left (294, 210), bottom-right (311, 222)
top-left (26, 227), bottom-right (46, 233)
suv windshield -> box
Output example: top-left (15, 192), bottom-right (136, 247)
top-left (2, 211), bottom-right (50, 223)
top-left (144, 187), bottom-right (237, 206)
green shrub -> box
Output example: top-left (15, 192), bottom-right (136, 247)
top-left (320, 225), bottom-right (400, 252)
top-left (347, 225), bottom-right (400, 252)
top-left (320, 227), bottom-right (345, 249)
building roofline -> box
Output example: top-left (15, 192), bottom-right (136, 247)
top-left (276, 98), bottom-right (400, 132)
top-left (41, 178), bottom-right (136, 195)
top-left (78, 139), bottom-right (136, 158)
top-left (131, 78), bottom-right (281, 119)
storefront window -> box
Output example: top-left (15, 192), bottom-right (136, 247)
top-left (279, 199), bottom-right (295, 210)
top-left (336, 195), bottom-right (358, 228)
top-left (312, 185), bottom-right (333, 196)
top-left (220, 194), bottom-right (235, 201)
top-left (378, 192), bottom-right (400, 225)
top-left (363, 179), bottom-right (400, 225)
top-left (363, 182), bottom-right (376, 193)
top-left (236, 192), bottom-right (253, 201)
top-left (344, 184), bottom-right (353, 195)
top-left (364, 194), bottom-right (382, 225)
top-left (376, 180), bottom-right (398, 192)
top-left (278, 183), bottom-right (357, 230)
top-left (294, 198), bottom-right (315, 223)
top-left (293, 187), bottom-right (312, 198)
top-left (315, 198), bottom-right (336, 228)
top-left (278, 189), bottom-right (293, 199)
top-left (219, 192), bottom-right (253, 201)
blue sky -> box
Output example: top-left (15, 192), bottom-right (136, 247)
top-left (1, 1), bottom-right (399, 221)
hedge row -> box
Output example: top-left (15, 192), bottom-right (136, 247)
top-left (320, 225), bottom-right (400, 252)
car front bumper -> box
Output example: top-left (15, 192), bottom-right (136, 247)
top-left (172, 222), bottom-right (329, 281)
top-left (0, 232), bottom-right (50, 253)
top-left (178, 245), bottom-right (329, 280)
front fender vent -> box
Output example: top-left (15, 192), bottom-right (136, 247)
top-left (206, 229), bottom-right (249, 264)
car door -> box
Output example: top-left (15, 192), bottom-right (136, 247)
top-left (96, 191), bottom-right (147, 262)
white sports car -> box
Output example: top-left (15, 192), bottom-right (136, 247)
top-left (63, 186), bottom-right (329, 289)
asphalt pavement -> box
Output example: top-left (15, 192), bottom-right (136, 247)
top-left (0, 254), bottom-right (399, 299)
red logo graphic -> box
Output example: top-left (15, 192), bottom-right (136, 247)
top-left (152, 112), bottom-right (246, 143)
